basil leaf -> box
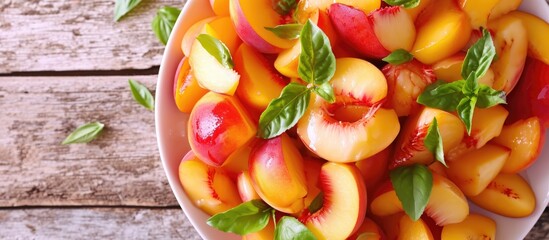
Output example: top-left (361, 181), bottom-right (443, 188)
top-left (424, 118), bottom-right (446, 167)
top-left (461, 29), bottom-right (496, 80)
top-left (259, 83), bottom-right (311, 139)
top-left (152, 6), bottom-right (181, 45)
top-left (62, 122), bottom-right (105, 145)
top-left (463, 73), bottom-right (479, 96)
top-left (114, 0), bottom-right (142, 22)
top-left (477, 86), bottom-right (506, 108)
top-left (196, 34), bottom-right (234, 69)
top-left (274, 216), bottom-right (317, 240)
top-left (298, 20), bottom-right (336, 85)
top-left (308, 192), bottom-right (323, 213)
top-left (457, 97), bottom-right (477, 135)
top-left (207, 200), bottom-right (272, 235)
top-left (390, 164), bottom-right (433, 221)
top-left (128, 79), bottom-right (155, 111)
top-left (273, 0), bottom-right (298, 15)
top-left (383, 0), bottom-right (421, 8)
top-left (417, 80), bottom-right (464, 111)
top-left (382, 49), bottom-right (414, 65)
top-left (265, 24), bottom-right (303, 40)
top-left (313, 82), bottom-right (335, 103)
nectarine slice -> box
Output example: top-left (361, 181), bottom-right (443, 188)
top-left (441, 214), bottom-right (496, 240)
top-left (173, 57), bottom-right (208, 113)
top-left (507, 11), bottom-right (549, 65)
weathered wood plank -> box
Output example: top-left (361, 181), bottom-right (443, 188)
top-left (0, 207), bottom-right (201, 239)
top-left (0, 0), bottom-right (186, 73)
top-left (0, 76), bottom-right (179, 207)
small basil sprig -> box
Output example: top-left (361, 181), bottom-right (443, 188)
top-left (114, 0), bottom-right (142, 22)
top-left (196, 34), bottom-right (234, 69)
top-left (273, 0), bottom-right (298, 16)
top-left (128, 79), bottom-right (155, 111)
top-left (62, 122), bottom-right (105, 145)
top-left (382, 49), bottom-right (414, 65)
top-left (207, 200), bottom-right (272, 235)
top-left (423, 118), bottom-right (446, 166)
top-left (258, 20), bottom-right (336, 139)
top-left (274, 216), bottom-right (317, 240)
top-left (390, 164), bottom-right (433, 221)
top-left (383, 0), bottom-right (420, 8)
top-left (307, 192), bottom-right (323, 213)
top-left (152, 6), bottom-right (181, 45)
top-left (417, 29), bottom-right (506, 135)
top-left (265, 24), bottom-right (303, 40)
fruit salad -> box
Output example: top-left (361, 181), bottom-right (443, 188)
top-left (172, 0), bottom-right (549, 239)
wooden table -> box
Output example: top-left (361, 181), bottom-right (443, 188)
top-left (0, 0), bottom-right (547, 239)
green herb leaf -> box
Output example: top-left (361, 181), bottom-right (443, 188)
top-left (390, 164), bottom-right (433, 221)
top-left (114, 0), bottom-right (143, 22)
top-left (424, 118), bottom-right (446, 167)
top-left (196, 34), bottom-right (234, 69)
top-left (128, 79), bottom-right (155, 111)
top-left (383, 0), bottom-right (421, 8)
top-left (313, 82), bottom-right (335, 103)
top-left (62, 122), bottom-right (105, 145)
top-left (477, 86), bottom-right (507, 108)
top-left (273, 0), bottom-right (298, 15)
top-left (151, 6), bottom-right (181, 45)
top-left (461, 29), bottom-right (496, 80)
top-left (265, 24), bottom-right (303, 40)
top-left (207, 200), bottom-right (272, 235)
top-left (417, 80), bottom-right (465, 111)
top-left (308, 192), bottom-right (323, 213)
top-left (457, 96), bottom-right (477, 135)
top-left (298, 20), bottom-right (336, 85)
top-left (274, 216), bottom-right (317, 240)
top-left (382, 49), bottom-right (414, 65)
top-left (259, 83), bottom-right (311, 139)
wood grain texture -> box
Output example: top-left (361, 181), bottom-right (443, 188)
top-left (0, 76), bottom-right (179, 207)
top-left (0, 208), bottom-right (201, 240)
top-left (0, 0), bottom-right (186, 74)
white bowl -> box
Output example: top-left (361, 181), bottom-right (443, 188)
top-left (156, 1), bottom-right (549, 239)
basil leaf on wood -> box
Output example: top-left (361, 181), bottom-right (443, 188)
top-left (383, 0), bottom-right (421, 8)
top-left (313, 82), bottom-right (335, 103)
top-left (424, 118), bottom-right (446, 167)
top-left (390, 164), bottom-right (433, 221)
top-left (457, 96), bottom-right (477, 135)
top-left (417, 80), bottom-right (464, 111)
top-left (273, 0), bottom-right (298, 16)
top-left (196, 34), bottom-right (234, 69)
top-left (382, 49), bottom-right (414, 65)
top-left (258, 83), bottom-right (311, 139)
top-left (114, 0), bottom-right (142, 22)
top-left (207, 200), bottom-right (272, 235)
top-left (128, 79), bottom-right (155, 111)
top-left (152, 6), bottom-right (181, 45)
top-left (461, 29), bottom-right (496, 80)
top-left (62, 122), bottom-right (105, 145)
top-left (265, 24), bottom-right (303, 40)
top-left (274, 216), bottom-right (317, 240)
top-left (476, 86), bottom-right (506, 108)
top-left (298, 20), bottom-right (336, 85)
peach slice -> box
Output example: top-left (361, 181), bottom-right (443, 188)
top-left (222, 143), bottom-right (253, 178)
top-left (488, 0), bottom-right (522, 20)
top-left (446, 105), bottom-right (509, 160)
top-left (399, 215), bottom-right (434, 240)
top-left (181, 17), bottom-right (216, 56)
top-left (491, 117), bottom-right (544, 173)
top-left (382, 60), bottom-right (437, 116)
top-left (249, 134), bottom-right (308, 214)
top-left (432, 53), bottom-right (495, 87)
top-left (331, 58), bottom-right (387, 105)
top-left (458, 0), bottom-right (500, 28)
top-left (302, 0), bottom-right (381, 14)
top-left (373, 212), bottom-right (405, 240)
top-left (204, 16), bottom-right (242, 55)
top-left (441, 214), bottom-right (496, 240)
top-left (469, 173), bottom-right (536, 217)
top-left (488, 14), bottom-right (528, 94)
top-left (303, 157), bottom-right (324, 208)
top-left (328, 3), bottom-right (390, 59)
top-left (234, 43), bottom-right (288, 113)
top-left (405, 0), bottom-right (433, 21)
top-left (507, 11), bottom-right (549, 65)
top-left (301, 162), bottom-right (367, 240)
top-left (178, 151), bottom-right (241, 215)
top-left (274, 41), bottom-right (302, 79)
top-left (391, 107), bottom-right (465, 168)
top-left (411, 0), bottom-right (472, 65)
top-left (356, 146), bottom-right (390, 189)
top-left (237, 171), bottom-right (260, 202)
top-left (348, 217), bottom-right (385, 240)
top-left (371, 6), bottom-right (416, 52)
top-left (210, 0), bottom-right (230, 16)
top-left (429, 161), bottom-right (448, 178)
top-left (229, 0), bottom-right (295, 53)
top-left (189, 37), bottom-right (240, 95)
top-left (173, 57), bottom-right (208, 113)
top-left (188, 92), bottom-right (256, 167)
top-left (446, 144), bottom-right (510, 197)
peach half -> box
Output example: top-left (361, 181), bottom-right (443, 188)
top-left (432, 52), bottom-right (495, 87)
top-left (300, 162), bottom-right (367, 240)
top-left (188, 92), bottom-right (256, 167)
top-left (297, 59), bottom-right (399, 163)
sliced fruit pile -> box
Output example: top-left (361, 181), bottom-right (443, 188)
top-left (173, 0), bottom-right (549, 239)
